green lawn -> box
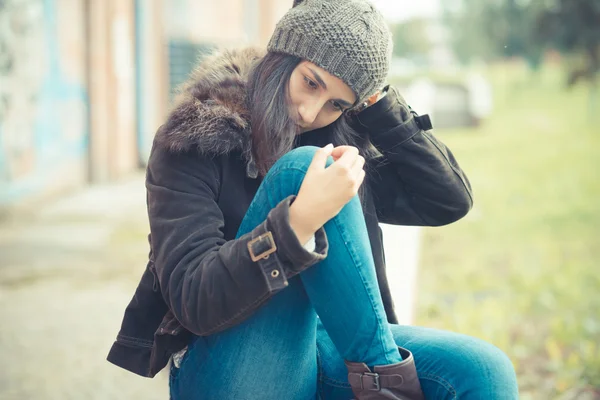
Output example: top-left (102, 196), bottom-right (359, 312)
top-left (412, 63), bottom-right (600, 399)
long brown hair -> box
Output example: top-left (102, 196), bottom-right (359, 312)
top-left (246, 52), bottom-right (300, 176)
top-left (247, 52), bottom-right (374, 176)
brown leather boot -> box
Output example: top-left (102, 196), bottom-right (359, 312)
top-left (345, 347), bottom-right (425, 400)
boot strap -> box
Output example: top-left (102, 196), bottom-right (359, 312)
top-left (348, 372), bottom-right (404, 391)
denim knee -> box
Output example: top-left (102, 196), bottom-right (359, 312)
top-left (449, 336), bottom-right (518, 398)
top-left (270, 146), bottom-right (331, 174)
top-left (257, 146), bottom-right (327, 205)
top-left (280, 145), bottom-right (320, 163)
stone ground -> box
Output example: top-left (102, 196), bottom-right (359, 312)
top-left (0, 174), bottom-right (420, 400)
top-left (0, 174), bottom-right (169, 400)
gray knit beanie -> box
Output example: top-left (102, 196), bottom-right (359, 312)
top-left (267, 0), bottom-right (393, 106)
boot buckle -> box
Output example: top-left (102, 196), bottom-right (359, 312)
top-left (361, 372), bottom-right (380, 391)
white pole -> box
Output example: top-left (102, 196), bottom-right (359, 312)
top-left (380, 224), bottom-right (422, 326)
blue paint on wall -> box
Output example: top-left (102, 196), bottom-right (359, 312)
top-left (135, 0), bottom-right (151, 165)
top-left (36, 0), bottom-right (89, 162)
top-left (0, 0), bottom-right (90, 206)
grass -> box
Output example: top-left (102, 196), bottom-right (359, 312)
top-left (411, 62), bottom-right (600, 399)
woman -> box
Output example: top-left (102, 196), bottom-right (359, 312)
top-left (107, 0), bottom-right (519, 399)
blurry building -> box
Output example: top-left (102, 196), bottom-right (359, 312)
top-left (0, 0), bottom-right (286, 212)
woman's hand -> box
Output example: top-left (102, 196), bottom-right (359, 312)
top-left (289, 144), bottom-right (365, 244)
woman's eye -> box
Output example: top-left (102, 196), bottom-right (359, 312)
top-left (304, 76), bottom-right (318, 90)
top-left (330, 101), bottom-right (343, 112)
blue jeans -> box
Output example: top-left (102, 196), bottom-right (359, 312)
top-left (169, 147), bottom-right (518, 400)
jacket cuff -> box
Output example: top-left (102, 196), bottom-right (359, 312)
top-left (267, 196), bottom-right (328, 273)
top-left (355, 88), bottom-right (404, 131)
top-left (245, 196), bottom-right (327, 294)
top-left (370, 117), bottom-right (422, 153)
top-left (353, 87), bottom-right (421, 150)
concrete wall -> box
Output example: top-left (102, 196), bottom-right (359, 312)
top-left (166, 0), bottom-right (249, 45)
top-left (87, 0), bottom-right (138, 182)
top-left (135, 0), bottom-right (168, 164)
top-left (164, 0), bottom-right (289, 46)
top-left (0, 0), bottom-right (168, 209)
top-left (0, 0), bottom-right (89, 209)
top-left (0, 0), bottom-right (293, 210)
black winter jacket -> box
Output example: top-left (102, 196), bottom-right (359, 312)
top-left (107, 47), bottom-right (473, 377)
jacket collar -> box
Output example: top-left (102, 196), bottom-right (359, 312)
top-left (154, 47), bottom-right (265, 178)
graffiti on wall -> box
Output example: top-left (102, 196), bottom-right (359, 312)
top-left (0, 0), bottom-right (47, 183)
top-left (0, 0), bottom-right (89, 205)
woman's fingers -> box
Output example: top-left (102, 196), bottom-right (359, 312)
top-left (333, 146), bottom-right (365, 180)
top-left (326, 146), bottom-right (365, 195)
top-left (330, 145), bottom-right (356, 161)
top-left (293, 146), bottom-right (366, 231)
top-left (332, 146), bottom-right (359, 169)
top-left (309, 143), bottom-right (334, 172)
top-left (330, 146), bottom-right (365, 181)
top-left (351, 154), bottom-right (365, 178)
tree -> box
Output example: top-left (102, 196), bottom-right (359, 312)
top-left (390, 18), bottom-right (433, 62)
top-left (441, 0), bottom-right (544, 67)
top-left (535, 0), bottom-right (600, 87)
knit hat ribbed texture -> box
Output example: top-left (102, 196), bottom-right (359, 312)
top-left (267, 0), bottom-right (393, 106)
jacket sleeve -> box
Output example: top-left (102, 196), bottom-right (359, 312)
top-left (146, 144), bottom-right (328, 336)
top-left (353, 87), bottom-right (474, 226)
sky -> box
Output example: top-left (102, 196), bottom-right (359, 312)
top-left (371, 0), bottom-right (442, 22)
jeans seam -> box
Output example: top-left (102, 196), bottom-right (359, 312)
top-left (419, 373), bottom-right (457, 399)
top-left (333, 215), bottom-right (393, 365)
top-left (316, 343), bottom-right (352, 389)
top-left (263, 166), bottom-right (308, 190)
top-left (199, 291), bottom-right (271, 336)
top-left (316, 346), bottom-right (324, 398)
top-left (321, 375), bottom-right (352, 388)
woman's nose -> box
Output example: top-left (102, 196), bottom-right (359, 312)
top-left (298, 103), bottom-right (320, 126)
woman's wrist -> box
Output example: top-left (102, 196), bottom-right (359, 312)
top-left (289, 202), bottom-right (319, 246)
top-left (352, 86), bottom-right (411, 134)
top-left (373, 89), bottom-right (388, 103)
top-left (363, 85), bottom-right (389, 109)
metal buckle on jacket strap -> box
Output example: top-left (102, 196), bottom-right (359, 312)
top-left (247, 231), bottom-right (277, 262)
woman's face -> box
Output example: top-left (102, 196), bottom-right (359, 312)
top-left (288, 61), bottom-right (357, 133)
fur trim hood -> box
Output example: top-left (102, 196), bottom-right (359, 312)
top-left (155, 47), bottom-right (266, 178)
